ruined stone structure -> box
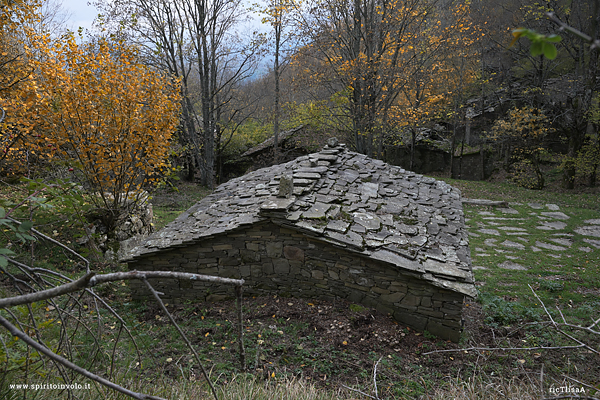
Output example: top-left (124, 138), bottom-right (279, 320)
top-left (122, 141), bottom-right (476, 341)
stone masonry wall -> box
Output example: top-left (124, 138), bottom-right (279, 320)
top-left (128, 221), bottom-right (466, 341)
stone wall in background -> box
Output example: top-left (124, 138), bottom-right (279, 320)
top-left (128, 221), bottom-right (465, 342)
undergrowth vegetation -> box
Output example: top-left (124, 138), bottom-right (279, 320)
top-left (1, 176), bottom-right (599, 399)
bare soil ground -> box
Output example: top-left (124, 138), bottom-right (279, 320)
top-left (132, 293), bottom-right (599, 396)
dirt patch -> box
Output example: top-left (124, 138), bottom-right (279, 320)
top-left (134, 295), bottom-right (599, 394)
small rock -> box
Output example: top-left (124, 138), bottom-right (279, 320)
top-left (498, 261), bottom-right (527, 270)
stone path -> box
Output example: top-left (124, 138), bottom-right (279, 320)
top-left (467, 202), bottom-right (600, 271)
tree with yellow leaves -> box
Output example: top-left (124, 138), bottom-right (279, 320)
top-left (487, 106), bottom-right (551, 189)
top-left (26, 31), bottom-right (181, 227)
top-left (292, 0), bottom-right (482, 157)
top-left (0, 0), bottom-right (45, 177)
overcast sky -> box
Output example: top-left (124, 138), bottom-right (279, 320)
top-left (60, 0), bottom-right (99, 32)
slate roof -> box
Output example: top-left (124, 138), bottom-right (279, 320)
top-left (241, 125), bottom-right (304, 158)
top-left (123, 141), bottom-right (476, 297)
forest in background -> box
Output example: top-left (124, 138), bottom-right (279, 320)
top-left (1, 0), bottom-right (599, 197)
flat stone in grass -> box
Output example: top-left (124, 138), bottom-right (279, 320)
top-left (483, 217), bottom-right (528, 221)
top-left (531, 246), bottom-right (542, 252)
top-left (548, 238), bottom-right (573, 247)
top-left (546, 204), bottom-right (560, 211)
top-left (548, 254), bottom-right (562, 259)
top-left (574, 226), bottom-right (600, 238)
top-left (479, 228), bottom-right (500, 236)
top-left (484, 238), bottom-right (497, 246)
top-left (478, 211), bottom-right (495, 216)
top-left (499, 208), bottom-right (519, 214)
top-left (583, 238), bottom-right (600, 249)
top-left (498, 226), bottom-right (528, 231)
top-left (541, 211), bottom-right (570, 220)
top-left (536, 221), bottom-right (567, 230)
top-left (535, 241), bottom-right (567, 251)
top-left (579, 247), bottom-right (593, 253)
top-left (498, 261), bottom-right (527, 270)
top-left (528, 203), bottom-right (543, 209)
top-left (583, 219), bottom-right (600, 225)
top-left (501, 240), bottom-right (526, 250)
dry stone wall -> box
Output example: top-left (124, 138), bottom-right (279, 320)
top-left (129, 221), bottom-right (465, 342)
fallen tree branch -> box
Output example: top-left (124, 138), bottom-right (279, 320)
top-left (422, 343), bottom-right (587, 356)
top-left (0, 271), bottom-right (96, 308)
top-left (0, 314), bottom-right (166, 400)
top-left (1, 270), bottom-right (245, 400)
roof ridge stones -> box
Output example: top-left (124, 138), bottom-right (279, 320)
top-left (123, 140), bottom-right (475, 298)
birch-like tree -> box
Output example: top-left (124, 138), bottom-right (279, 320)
top-left (96, 0), bottom-right (260, 187)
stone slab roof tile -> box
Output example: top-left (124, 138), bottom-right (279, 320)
top-left (122, 142), bottom-right (474, 296)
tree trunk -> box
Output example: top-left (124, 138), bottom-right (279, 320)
top-left (273, 20), bottom-right (281, 164)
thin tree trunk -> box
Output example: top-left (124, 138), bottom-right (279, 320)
top-left (273, 21), bottom-right (281, 164)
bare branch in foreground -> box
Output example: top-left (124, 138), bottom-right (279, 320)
top-left (0, 270), bottom-right (244, 308)
top-left (422, 344), bottom-right (587, 356)
top-left (0, 271), bottom-right (96, 308)
top-left (1, 270), bottom-right (245, 400)
top-left (0, 314), bottom-right (166, 400)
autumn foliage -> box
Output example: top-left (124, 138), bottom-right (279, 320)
top-left (1, 0), bottom-right (181, 214)
top-left (31, 33), bottom-right (181, 209)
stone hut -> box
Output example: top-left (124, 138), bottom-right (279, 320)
top-left (122, 140), bottom-right (476, 341)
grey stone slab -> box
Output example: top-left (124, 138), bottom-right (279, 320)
top-left (479, 228), bottom-right (501, 236)
top-left (478, 211), bottom-right (495, 216)
top-left (385, 234), bottom-right (409, 246)
top-left (326, 220), bottom-right (350, 233)
top-left (370, 249), bottom-right (423, 272)
top-left (531, 246), bottom-right (542, 252)
top-left (498, 226), bottom-right (528, 231)
top-left (293, 172), bottom-right (321, 179)
top-left (499, 208), bottom-right (519, 214)
top-left (535, 241), bottom-right (567, 251)
top-left (574, 226), bottom-right (600, 238)
top-left (302, 202), bottom-right (331, 219)
top-left (501, 240), bottom-right (526, 250)
top-left (584, 219), bottom-right (600, 225)
top-left (482, 217), bottom-right (528, 221)
top-left (579, 246), bottom-right (593, 253)
top-left (528, 203), bottom-right (543, 209)
top-left (583, 238), bottom-right (600, 249)
top-left (423, 259), bottom-right (472, 280)
top-left (353, 212), bottom-right (382, 230)
top-left (541, 212), bottom-right (570, 220)
top-left (536, 221), bottom-right (567, 230)
top-left (546, 204), bottom-right (560, 211)
top-left (325, 230), bottom-right (364, 249)
top-left (498, 261), bottom-right (527, 270)
top-left (295, 220), bottom-right (325, 235)
top-left (548, 238), bottom-right (573, 247)
top-left (361, 182), bottom-right (380, 198)
top-left (484, 238), bottom-right (497, 246)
